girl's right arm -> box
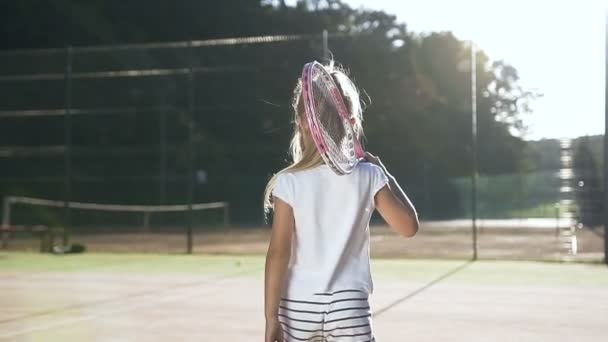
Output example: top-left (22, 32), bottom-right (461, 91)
top-left (264, 197), bottom-right (294, 342)
top-left (366, 152), bottom-right (419, 237)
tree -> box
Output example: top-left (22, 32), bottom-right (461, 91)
top-left (0, 0), bottom-right (540, 222)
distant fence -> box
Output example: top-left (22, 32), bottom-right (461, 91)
top-left (0, 32), bottom-right (589, 258)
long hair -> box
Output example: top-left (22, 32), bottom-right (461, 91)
top-left (263, 62), bottom-right (365, 215)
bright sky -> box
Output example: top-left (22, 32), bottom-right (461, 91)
top-left (304, 0), bottom-right (608, 140)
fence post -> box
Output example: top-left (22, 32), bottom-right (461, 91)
top-left (186, 40), bottom-right (195, 254)
top-left (470, 42), bottom-right (478, 261)
top-left (63, 45), bottom-right (73, 247)
top-left (159, 90), bottom-right (167, 205)
top-left (604, 10), bottom-right (608, 264)
top-left (555, 203), bottom-right (560, 237)
top-left (322, 30), bottom-right (329, 62)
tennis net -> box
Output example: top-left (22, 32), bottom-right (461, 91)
top-left (1, 196), bottom-right (229, 253)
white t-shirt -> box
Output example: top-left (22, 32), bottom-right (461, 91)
top-left (272, 162), bottom-right (389, 297)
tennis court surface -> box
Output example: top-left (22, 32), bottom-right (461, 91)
top-left (1, 253), bottom-right (607, 341)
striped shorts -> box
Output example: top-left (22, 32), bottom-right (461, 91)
top-left (278, 289), bottom-right (375, 342)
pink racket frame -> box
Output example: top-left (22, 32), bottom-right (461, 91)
top-left (301, 61), bottom-right (365, 174)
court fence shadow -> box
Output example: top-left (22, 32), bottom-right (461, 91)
top-left (373, 260), bottom-right (474, 317)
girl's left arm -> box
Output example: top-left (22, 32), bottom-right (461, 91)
top-left (264, 197), bottom-right (294, 340)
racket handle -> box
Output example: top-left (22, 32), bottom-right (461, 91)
top-left (354, 143), bottom-right (365, 159)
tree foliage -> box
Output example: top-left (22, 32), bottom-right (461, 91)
top-left (0, 0), bottom-right (540, 221)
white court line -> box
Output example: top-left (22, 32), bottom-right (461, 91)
top-left (0, 267), bottom-right (262, 340)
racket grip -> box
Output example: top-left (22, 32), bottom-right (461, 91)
top-left (354, 143), bottom-right (365, 159)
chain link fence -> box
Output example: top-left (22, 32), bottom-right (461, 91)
top-left (0, 33), bottom-right (602, 259)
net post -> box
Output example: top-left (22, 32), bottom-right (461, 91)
top-left (63, 45), bottom-right (73, 247)
top-left (470, 42), bottom-right (478, 261)
top-left (186, 40), bottom-right (195, 254)
top-left (2, 197), bottom-right (10, 229)
top-left (1, 197), bottom-right (11, 249)
top-left (143, 211), bottom-right (151, 233)
top-left (223, 202), bottom-right (230, 228)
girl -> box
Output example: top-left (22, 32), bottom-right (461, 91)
top-left (264, 62), bottom-right (419, 342)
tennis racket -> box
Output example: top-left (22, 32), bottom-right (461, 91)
top-left (301, 61), bottom-right (365, 175)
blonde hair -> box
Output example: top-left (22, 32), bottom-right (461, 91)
top-left (263, 62), bottom-right (365, 215)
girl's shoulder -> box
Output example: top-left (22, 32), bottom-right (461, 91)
top-left (357, 162), bottom-right (384, 174)
top-left (279, 163), bottom-right (382, 177)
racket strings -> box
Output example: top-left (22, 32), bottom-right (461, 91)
top-left (311, 72), bottom-right (357, 167)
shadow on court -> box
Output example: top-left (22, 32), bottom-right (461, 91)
top-left (3, 254), bottom-right (607, 341)
top-left (373, 260), bottom-right (473, 317)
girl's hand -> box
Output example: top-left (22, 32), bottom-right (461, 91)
top-left (265, 317), bottom-right (284, 342)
